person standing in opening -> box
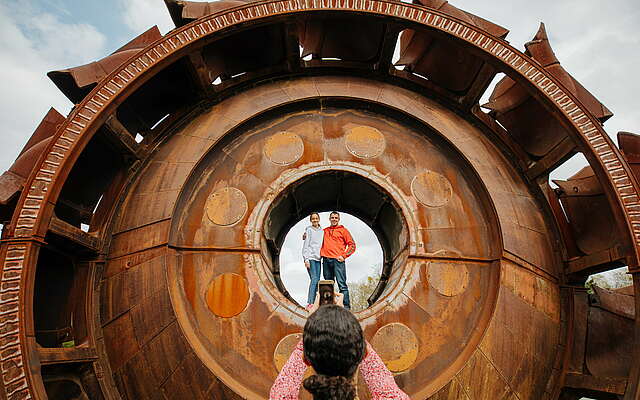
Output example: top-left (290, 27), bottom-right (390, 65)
top-left (302, 212), bottom-right (323, 310)
top-left (321, 211), bottom-right (356, 310)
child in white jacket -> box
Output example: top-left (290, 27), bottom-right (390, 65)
top-left (302, 212), bottom-right (323, 309)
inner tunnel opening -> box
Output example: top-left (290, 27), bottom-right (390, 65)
top-left (279, 212), bottom-right (383, 311)
top-left (262, 170), bottom-right (408, 311)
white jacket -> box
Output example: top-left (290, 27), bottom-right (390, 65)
top-left (302, 225), bottom-right (323, 262)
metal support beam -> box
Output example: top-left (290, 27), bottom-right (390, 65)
top-left (38, 346), bottom-right (98, 366)
top-left (49, 214), bottom-right (100, 252)
top-left (284, 22), bottom-right (301, 72)
top-left (458, 63), bottom-right (498, 110)
top-left (103, 115), bottom-right (142, 159)
top-left (527, 136), bottom-right (577, 180)
top-left (375, 24), bottom-right (401, 72)
top-left (564, 372), bottom-right (627, 396)
top-left (566, 245), bottom-right (627, 275)
top-left (185, 50), bottom-right (215, 97)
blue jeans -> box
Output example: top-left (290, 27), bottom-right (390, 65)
top-left (322, 257), bottom-right (350, 309)
top-left (306, 259), bottom-right (321, 305)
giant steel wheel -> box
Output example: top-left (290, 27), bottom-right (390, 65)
top-left (0, 1), bottom-right (638, 399)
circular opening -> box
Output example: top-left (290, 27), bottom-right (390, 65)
top-left (279, 212), bottom-right (384, 311)
top-left (262, 170), bottom-right (409, 311)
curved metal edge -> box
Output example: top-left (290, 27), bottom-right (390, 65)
top-left (2, 1), bottom-right (639, 398)
top-left (128, 81), bottom-right (506, 398)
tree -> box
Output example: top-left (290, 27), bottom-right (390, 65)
top-left (348, 266), bottom-right (382, 312)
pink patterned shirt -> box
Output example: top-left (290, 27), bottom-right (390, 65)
top-left (270, 340), bottom-right (410, 399)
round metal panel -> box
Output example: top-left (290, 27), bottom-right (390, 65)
top-left (205, 187), bottom-right (248, 226)
top-left (411, 171), bottom-right (453, 208)
top-left (273, 333), bottom-right (303, 372)
top-left (345, 125), bottom-right (386, 158)
top-left (206, 273), bottom-right (250, 318)
top-left (264, 131), bottom-right (304, 165)
top-left (427, 262), bottom-right (469, 297)
top-left (371, 323), bottom-right (419, 372)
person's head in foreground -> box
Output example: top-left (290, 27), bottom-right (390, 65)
top-left (302, 305), bottom-right (365, 400)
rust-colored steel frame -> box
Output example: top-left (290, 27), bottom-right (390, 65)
top-left (2, 1), bottom-right (639, 399)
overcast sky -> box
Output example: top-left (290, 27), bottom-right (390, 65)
top-left (1, 0), bottom-right (638, 302)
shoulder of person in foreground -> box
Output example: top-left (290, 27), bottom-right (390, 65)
top-left (360, 342), bottom-right (410, 400)
top-left (269, 339), bottom-right (306, 400)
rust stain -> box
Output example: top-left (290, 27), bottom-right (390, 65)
top-left (345, 125), bottom-right (386, 158)
top-left (371, 323), bottom-right (419, 372)
top-left (412, 171), bottom-right (453, 208)
top-left (427, 262), bottom-right (470, 297)
top-left (183, 260), bottom-right (197, 310)
top-left (263, 131), bottom-right (304, 165)
top-left (205, 187), bottom-right (248, 226)
top-left (273, 333), bottom-right (315, 379)
top-left (206, 272), bottom-right (250, 318)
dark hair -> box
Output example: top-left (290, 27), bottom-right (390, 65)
top-left (310, 212), bottom-right (320, 219)
top-left (330, 211), bottom-right (340, 217)
top-left (302, 305), bottom-right (365, 399)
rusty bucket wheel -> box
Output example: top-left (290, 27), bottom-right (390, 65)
top-left (164, 94), bottom-right (502, 399)
top-left (1, 1), bottom-right (639, 399)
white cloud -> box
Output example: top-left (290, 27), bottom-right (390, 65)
top-left (119, 0), bottom-right (174, 35)
top-left (0, 2), bottom-right (106, 172)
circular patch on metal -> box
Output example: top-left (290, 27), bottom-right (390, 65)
top-left (427, 262), bottom-right (469, 297)
top-left (411, 171), bottom-right (453, 207)
top-left (205, 273), bottom-right (250, 318)
top-left (371, 323), bottom-right (419, 372)
top-left (205, 187), bottom-right (248, 226)
top-left (264, 131), bottom-right (304, 165)
top-left (345, 126), bottom-right (386, 158)
top-left (274, 333), bottom-right (302, 372)
top-left (274, 333), bottom-right (315, 378)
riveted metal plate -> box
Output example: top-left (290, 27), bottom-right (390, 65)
top-left (345, 125), bottom-right (386, 159)
top-left (264, 131), bottom-right (304, 165)
top-left (427, 262), bottom-right (469, 297)
top-left (205, 187), bottom-right (248, 226)
top-left (371, 322), bottom-right (419, 372)
top-left (206, 272), bottom-right (250, 318)
top-left (411, 171), bottom-right (453, 207)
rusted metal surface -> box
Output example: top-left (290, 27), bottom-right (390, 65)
top-left (619, 131), bottom-right (640, 190)
top-left (205, 272), bottom-right (250, 317)
top-left (586, 305), bottom-right (633, 379)
top-left (263, 131), bottom-right (305, 165)
top-left (48, 26), bottom-right (162, 104)
top-left (396, 0), bottom-right (507, 94)
top-left (554, 167), bottom-right (617, 254)
top-left (593, 285), bottom-right (635, 321)
top-left (205, 187), bottom-right (248, 226)
top-left (165, 0), bottom-right (251, 27)
top-left (344, 126), bottom-right (386, 159)
top-left (0, 108), bottom-right (64, 212)
top-left (370, 323), bottom-right (419, 372)
top-left (0, 1), bottom-right (638, 399)
top-left (299, 17), bottom-right (386, 62)
top-left (411, 171), bottom-right (453, 208)
top-left (553, 166), bottom-right (631, 279)
top-left (483, 23), bottom-right (611, 166)
top-left (160, 91), bottom-right (503, 397)
top-left (524, 24), bottom-right (612, 123)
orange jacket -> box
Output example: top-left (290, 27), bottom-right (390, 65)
top-left (320, 225), bottom-right (356, 259)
